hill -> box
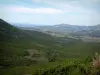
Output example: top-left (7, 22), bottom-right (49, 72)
top-left (1, 20), bottom-right (100, 67)
top-left (1, 19), bottom-right (100, 75)
top-left (32, 24), bottom-right (100, 37)
top-left (0, 19), bottom-right (58, 67)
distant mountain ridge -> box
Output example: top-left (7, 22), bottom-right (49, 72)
top-left (30, 23), bottom-right (100, 37)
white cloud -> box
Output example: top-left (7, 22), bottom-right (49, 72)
top-left (3, 6), bottom-right (64, 14)
top-left (32, 0), bottom-right (99, 14)
top-left (33, 0), bottom-right (100, 3)
top-left (0, 0), bottom-right (100, 25)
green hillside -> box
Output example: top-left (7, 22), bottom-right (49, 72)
top-left (1, 57), bottom-right (100, 75)
top-left (0, 19), bottom-right (58, 67)
top-left (0, 19), bottom-right (100, 75)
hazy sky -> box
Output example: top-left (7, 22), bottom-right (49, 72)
top-left (0, 0), bottom-right (100, 26)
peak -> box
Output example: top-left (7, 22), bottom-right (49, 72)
top-left (55, 23), bottom-right (71, 26)
top-left (0, 19), bottom-right (7, 24)
top-left (0, 18), bottom-right (14, 28)
top-left (0, 18), bottom-right (5, 22)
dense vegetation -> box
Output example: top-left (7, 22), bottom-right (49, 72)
top-left (0, 19), bottom-right (100, 75)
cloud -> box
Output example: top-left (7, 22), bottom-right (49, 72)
top-left (3, 6), bottom-right (64, 14)
top-left (32, 0), bottom-right (100, 14)
top-left (32, 0), bottom-right (100, 3)
top-left (0, 0), bottom-right (100, 25)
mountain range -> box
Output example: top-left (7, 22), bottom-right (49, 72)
top-left (15, 23), bottom-right (100, 37)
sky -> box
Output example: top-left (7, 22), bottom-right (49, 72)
top-left (0, 0), bottom-right (100, 26)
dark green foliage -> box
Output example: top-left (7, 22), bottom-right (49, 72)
top-left (33, 58), bottom-right (92, 75)
top-left (46, 49), bottom-right (58, 62)
top-left (0, 19), bottom-right (58, 67)
top-left (32, 58), bottom-right (100, 75)
top-left (23, 50), bottom-right (30, 56)
top-left (0, 19), bottom-right (100, 75)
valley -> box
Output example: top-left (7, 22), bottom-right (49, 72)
top-left (0, 19), bottom-right (100, 75)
